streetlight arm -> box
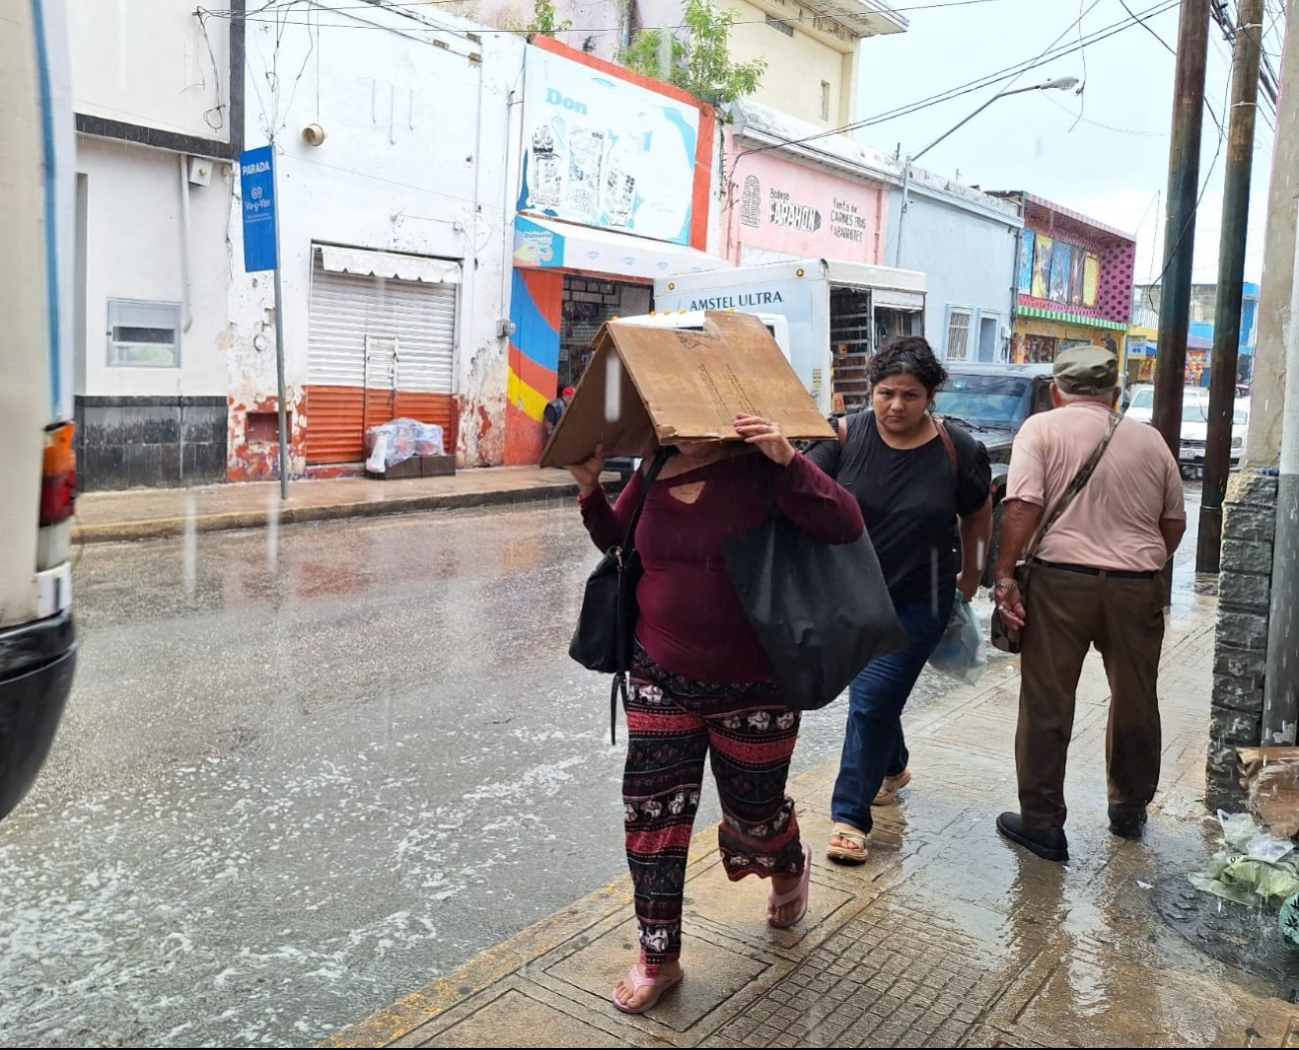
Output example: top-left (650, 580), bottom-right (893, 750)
top-left (911, 94), bottom-right (1005, 164)
top-left (909, 79), bottom-right (1079, 164)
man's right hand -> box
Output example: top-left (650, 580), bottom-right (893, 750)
top-left (568, 444), bottom-right (605, 497)
top-left (995, 578), bottom-right (1027, 630)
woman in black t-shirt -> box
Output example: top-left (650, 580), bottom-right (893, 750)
top-left (806, 336), bottom-right (992, 865)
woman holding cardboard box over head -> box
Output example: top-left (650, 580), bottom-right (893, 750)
top-left (567, 411), bottom-right (864, 1015)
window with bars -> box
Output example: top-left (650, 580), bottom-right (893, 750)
top-left (946, 308), bottom-right (972, 361)
top-left (766, 14), bottom-right (794, 35)
top-left (821, 81), bottom-right (831, 121)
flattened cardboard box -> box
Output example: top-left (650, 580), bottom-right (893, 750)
top-left (540, 311), bottom-right (835, 467)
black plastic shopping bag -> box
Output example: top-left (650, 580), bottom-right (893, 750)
top-left (721, 516), bottom-right (908, 710)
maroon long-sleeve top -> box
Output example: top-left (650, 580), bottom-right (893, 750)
top-left (579, 450), bottom-right (865, 685)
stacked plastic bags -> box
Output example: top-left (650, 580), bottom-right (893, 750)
top-left (365, 418), bottom-right (445, 474)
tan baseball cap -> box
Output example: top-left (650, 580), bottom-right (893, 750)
top-left (1054, 346), bottom-right (1119, 396)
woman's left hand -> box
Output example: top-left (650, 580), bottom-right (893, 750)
top-left (735, 414), bottom-right (795, 467)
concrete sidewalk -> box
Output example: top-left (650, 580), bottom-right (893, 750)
top-left (324, 591), bottom-right (1299, 1049)
top-left (70, 467), bottom-right (617, 544)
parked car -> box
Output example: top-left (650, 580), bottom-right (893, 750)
top-left (1125, 383), bottom-right (1155, 421)
top-left (1178, 396), bottom-right (1249, 477)
top-left (1123, 386), bottom-right (1246, 477)
top-left (933, 362), bottom-right (1057, 586)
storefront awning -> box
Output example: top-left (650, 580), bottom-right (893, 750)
top-left (1017, 305), bottom-right (1126, 331)
top-left (873, 288), bottom-right (925, 311)
top-left (319, 245), bottom-right (462, 284)
top-left (513, 216), bottom-right (731, 282)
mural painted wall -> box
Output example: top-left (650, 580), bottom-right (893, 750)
top-left (518, 44), bottom-right (701, 246)
top-left (725, 149), bottom-right (887, 266)
top-left (506, 268), bottom-right (562, 467)
top-left (506, 38), bottom-right (718, 465)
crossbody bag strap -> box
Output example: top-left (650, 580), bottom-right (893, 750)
top-left (933, 418), bottom-right (959, 472)
top-left (1023, 412), bottom-right (1122, 562)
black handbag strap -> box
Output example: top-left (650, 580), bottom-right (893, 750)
top-left (609, 446), bottom-right (673, 746)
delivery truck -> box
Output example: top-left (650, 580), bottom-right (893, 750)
top-left (1, 0), bottom-right (78, 822)
top-left (653, 260), bottom-right (927, 415)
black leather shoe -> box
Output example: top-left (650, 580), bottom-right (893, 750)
top-left (996, 811), bottom-right (1069, 863)
top-left (1108, 806), bottom-right (1148, 840)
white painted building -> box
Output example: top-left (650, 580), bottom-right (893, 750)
top-left (68, 0), bottom-right (243, 490)
top-left (230, 0), bottom-right (522, 475)
top-left (727, 101), bottom-right (1022, 362)
top-left (886, 166), bottom-right (1023, 362)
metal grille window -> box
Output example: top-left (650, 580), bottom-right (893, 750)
top-left (107, 299), bottom-right (181, 367)
top-left (821, 81), bottom-right (831, 121)
top-left (766, 15), bottom-right (793, 35)
top-left (946, 308), bottom-right (972, 361)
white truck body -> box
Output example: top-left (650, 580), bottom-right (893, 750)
top-left (653, 260), bottom-right (927, 414)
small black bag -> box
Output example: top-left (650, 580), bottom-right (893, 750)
top-left (720, 514), bottom-right (908, 711)
top-left (569, 449), bottom-right (672, 742)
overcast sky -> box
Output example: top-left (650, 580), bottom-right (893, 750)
top-left (853, 0), bottom-right (1286, 284)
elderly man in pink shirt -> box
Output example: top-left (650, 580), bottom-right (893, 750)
top-left (992, 346), bottom-right (1186, 863)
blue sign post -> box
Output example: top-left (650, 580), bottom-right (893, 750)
top-left (241, 146), bottom-right (278, 272)
top-left (240, 145), bottom-right (290, 498)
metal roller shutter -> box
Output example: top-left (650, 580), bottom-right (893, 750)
top-left (306, 248), bottom-right (458, 465)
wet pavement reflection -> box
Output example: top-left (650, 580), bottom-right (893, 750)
top-left (0, 489), bottom-right (1203, 1047)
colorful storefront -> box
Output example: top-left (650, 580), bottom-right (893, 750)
top-left (997, 193), bottom-right (1135, 370)
top-left (504, 38), bottom-right (726, 465)
top-left (720, 128), bottom-right (890, 268)
top-left (1127, 323), bottom-right (1157, 386)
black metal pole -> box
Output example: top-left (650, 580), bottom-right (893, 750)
top-left (1198, 0), bottom-right (1263, 573)
top-left (1154, 0), bottom-right (1212, 594)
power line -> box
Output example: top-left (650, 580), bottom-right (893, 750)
top-left (1142, 16), bottom-right (1232, 300)
top-left (199, 0), bottom-right (1019, 34)
top-left (1119, 0), bottom-right (1229, 133)
top-left (1040, 90), bottom-right (1168, 136)
top-left (739, 0), bottom-right (1180, 160)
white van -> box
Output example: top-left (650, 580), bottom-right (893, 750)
top-left (0, 0), bottom-right (78, 821)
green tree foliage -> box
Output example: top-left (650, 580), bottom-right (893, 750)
top-left (528, 0), bottom-right (571, 36)
top-left (620, 0), bottom-right (766, 108)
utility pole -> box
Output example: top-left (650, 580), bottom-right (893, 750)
top-left (1153, 0), bottom-right (1211, 594)
top-left (1263, 218), bottom-right (1299, 744)
top-left (1197, 0), bottom-right (1263, 573)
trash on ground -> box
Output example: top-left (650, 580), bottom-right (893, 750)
top-left (1238, 747), bottom-right (1299, 840)
top-left (1189, 811), bottom-right (1299, 908)
top-left (1279, 891), bottom-right (1299, 954)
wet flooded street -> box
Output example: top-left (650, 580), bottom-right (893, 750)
top-left (0, 493), bottom-right (1202, 1047)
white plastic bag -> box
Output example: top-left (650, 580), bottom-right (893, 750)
top-left (927, 592), bottom-right (987, 685)
top-left (364, 418), bottom-right (445, 473)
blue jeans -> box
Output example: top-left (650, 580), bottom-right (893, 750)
top-left (831, 589), bottom-right (956, 835)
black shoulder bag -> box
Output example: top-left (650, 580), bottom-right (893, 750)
top-left (569, 448), bottom-right (673, 743)
top-left (990, 412), bottom-right (1122, 654)
top-left (719, 430), bottom-right (907, 712)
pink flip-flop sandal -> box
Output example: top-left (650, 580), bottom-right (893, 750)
top-left (612, 965), bottom-right (683, 1015)
top-left (767, 842), bottom-right (812, 929)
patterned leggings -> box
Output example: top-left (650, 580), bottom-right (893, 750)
top-left (624, 644), bottom-right (805, 976)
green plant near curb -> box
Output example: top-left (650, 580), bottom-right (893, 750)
top-left (620, 0), bottom-right (766, 108)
